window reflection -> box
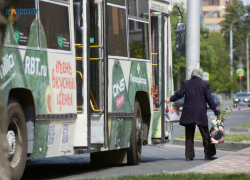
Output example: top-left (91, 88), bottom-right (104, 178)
top-left (10, 0), bottom-right (36, 47)
top-left (128, 0), bottom-right (149, 19)
top-left (107, 0), bottom-right (125, 6)
top-left (107, 6), bottom-right (128, 57)
top-left (129, 20), bottom-right (149, 59)
top-left (40, 1), bottom-right (71, 51)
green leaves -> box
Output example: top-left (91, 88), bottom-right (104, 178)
top-left (218, 104), bottom-right (234, 122)
top-left (171, 1), bottom-right (250, 93)
top-left (220, 0), bottom-right (250, 92)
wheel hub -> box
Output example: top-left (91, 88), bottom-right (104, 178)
top-left (7, 130), bottom-right (16, 155)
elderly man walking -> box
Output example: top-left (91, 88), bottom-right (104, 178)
top-left (165, 68), bottom-right (220, 161)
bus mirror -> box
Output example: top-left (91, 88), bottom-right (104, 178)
top-left (176, 22), bottom-right (185, 57)
top-left (176, 22), bottom-right (185, 32)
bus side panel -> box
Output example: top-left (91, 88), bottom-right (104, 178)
top-left (24, 19), bottom-right (50, 114)
top-left (32, 47), bottom-right (78, 158)
top-left (2, 0), bottom-right (78, 159)
top-left (107, 59), bottom-right (152, 150)
top-left (1, 24), bottom-right (28, 108)
top-left (46, 52), bottom-right (77, 114)
top-left (33, 120), bottom-right (76, 158)
top-left (2, 19), bottom-right (77, 115)
top-left (107, 59), bottom-right (132, 150)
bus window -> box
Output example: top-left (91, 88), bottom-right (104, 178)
top-left (9, 0), bottom-right (36, 47)
top-left (128, 0), bottom-right (149, 19)
top-left (107, 0), bottom-right (125, 6)
top-left (39, 1), bottom-right (71, 51)
top-left (129, 20), bottom-right (149, 60)
top-left (90, 3), bottom-right (100, 111)
top-left (73, 1), bottom-right (83, 113)
top-left (107, 6), bottom-right (127, 57)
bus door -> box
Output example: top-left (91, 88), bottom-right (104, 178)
top-left (74, 0), bottom-right (105, 147)
top-left (89, 0), bottom-right (105, 145)
top-left (163, 14), bottom-right (173, 141)
top-left (150, 12), bottom-right (169, 143)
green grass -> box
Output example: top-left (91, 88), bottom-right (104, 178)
top-left (84, 173), bottom-right (250, 180)
top-left (234, 124), bottom-right (250, 128)
top-left (177, 131), bottom-right (250, 142)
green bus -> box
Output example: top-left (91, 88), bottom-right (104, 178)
top-left (1, 0), bottom-right (185, 179)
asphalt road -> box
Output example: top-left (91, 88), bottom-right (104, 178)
top-left (22, 105), bottom-right (250, 180)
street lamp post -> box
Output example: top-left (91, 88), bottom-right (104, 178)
top-left (247, 32), bottom-right (250, 92)
top-left (229, 19), bottom-right (240, 99)
top-left (229, 14), bottom-right (248, 98)
top-left (230, 19), bottom-right (241, 80)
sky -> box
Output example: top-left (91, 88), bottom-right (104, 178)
top-left (242, 0), bottom-right (250, 5)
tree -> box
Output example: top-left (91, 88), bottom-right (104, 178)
top-left (208, 32), bottom-right (238, 93)
top-left (171, 2), bottom-right (243, 93)
top-left (220, 0), bottom-right (250, 92)
top-left (200, 27), bottom-right (217, 75)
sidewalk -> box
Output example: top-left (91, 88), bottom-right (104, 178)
top-left (187, 147), bottom-right (250, 173)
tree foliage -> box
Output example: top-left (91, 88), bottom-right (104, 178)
top-left (170, 1), bottom-right (249, 93)
top-left (220, 0), bottom-right (250, 92)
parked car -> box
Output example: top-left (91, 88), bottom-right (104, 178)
top-left (207, 93), bottom-right (221, 108)
top-left (234, 92), bottom-right (250, 107)
top-left (173, 96), bottom-right (184, 111)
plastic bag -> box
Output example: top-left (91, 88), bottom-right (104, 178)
top-left (209, 115), bottom-right (225, 144)
top-left (165, 104), bottom-right (181, 123)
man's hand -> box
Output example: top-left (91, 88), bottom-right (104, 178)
top-left (165, 97), bottom-right (170, 103)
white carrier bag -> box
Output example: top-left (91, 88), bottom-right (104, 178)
top-left (165, 104), bottom-right (181, 123)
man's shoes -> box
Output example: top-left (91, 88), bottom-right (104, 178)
top-left (205, 155), bottom-right (217, 160)
top-left (186, 158), bottom-right (193, 161)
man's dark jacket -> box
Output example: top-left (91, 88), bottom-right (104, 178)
top-left (170, 77), bottom-right (220, 126)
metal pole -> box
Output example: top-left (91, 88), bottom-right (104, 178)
top-left (230, 19), bottom-right (240, 99)
top-left (186, 0), bottom-right (201, 80)
top-left (240, 78), bottom-right (242, 92)
top-left (247, 32), bottom-right (250, 92)
top-left (230, 23), bottom-right (233, 79)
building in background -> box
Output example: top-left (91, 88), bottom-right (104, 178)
top-left (171, 0), bottom-right (237, 32)
top-left (202, 0), bottom-right (233, 31)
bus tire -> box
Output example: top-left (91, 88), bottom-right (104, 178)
top-left (7, 98), bottom-right (27, 180)
top-left (127, 100), bottom-right (142, 165)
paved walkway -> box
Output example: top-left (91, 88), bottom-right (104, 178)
top-left (187, 147), bottom-right (250, 173)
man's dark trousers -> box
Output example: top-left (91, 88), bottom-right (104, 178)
top-left (185, 124), bottom-right (216, 159)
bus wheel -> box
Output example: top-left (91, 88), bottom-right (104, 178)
top-left (127, 100), bottom-right (142, 165)
top-left (7, 98), bottom-right (27, 180)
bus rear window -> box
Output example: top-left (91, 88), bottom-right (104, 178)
top-left (39, 1), bottom-right (71, 51)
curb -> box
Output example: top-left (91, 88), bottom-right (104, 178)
top-left (172, 138), bottom-right (250, 151)
top-left (230, 127), bottom-right (250, 133)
